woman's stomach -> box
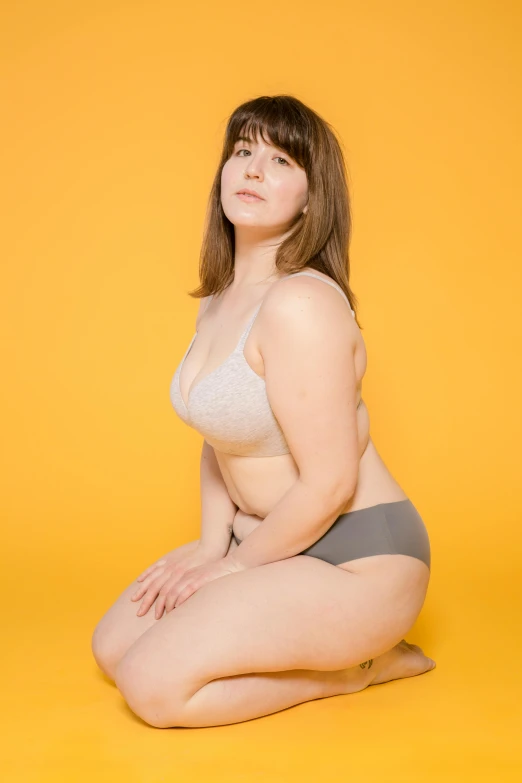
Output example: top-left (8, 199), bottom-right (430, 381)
top-left (214, 401), bottom-right (408, 541)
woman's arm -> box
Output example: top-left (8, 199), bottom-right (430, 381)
top-left (197, 439), bottom-right (239, 558)
top-left (223, 276), bottom-right (359, 570)
top-left (224, 479), bottom-right (348, 569)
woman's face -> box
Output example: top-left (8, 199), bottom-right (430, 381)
top-left (220, 130), bottom-right (308, 233)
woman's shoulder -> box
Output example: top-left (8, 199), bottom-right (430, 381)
top-left (267, 267), bottom-right (352, 316)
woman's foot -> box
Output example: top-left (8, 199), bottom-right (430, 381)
top-left (341, 640), bottom-right (436, 694)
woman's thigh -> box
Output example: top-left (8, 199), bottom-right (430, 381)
top-left (116, 551), bottom-right (428, 704)
top-left (91, 537), bottom-right (204, 680)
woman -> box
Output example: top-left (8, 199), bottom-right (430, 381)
top-left (92, 94), bottom-right (436, 728)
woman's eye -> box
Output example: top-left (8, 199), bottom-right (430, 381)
top-left (236, 149), bottom-right (289, 165)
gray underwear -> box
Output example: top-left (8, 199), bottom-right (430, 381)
top-left (232, 499), bottom-right (431, 570)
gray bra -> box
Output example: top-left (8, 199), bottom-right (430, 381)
top-left (170, 271), bottom-right (357, 457)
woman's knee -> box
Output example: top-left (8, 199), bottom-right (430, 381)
top-left (91, 538), bottom-right (200, 679)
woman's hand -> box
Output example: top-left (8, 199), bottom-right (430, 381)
top-left (131, 546), bottom-right (218, 619)
top-left (156, 556), bottom-right (246, 614)
top-left (131, 548), bottom-right (245, 619)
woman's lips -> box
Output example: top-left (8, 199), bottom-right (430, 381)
top-left (236, 193), bottom-right (263, 202)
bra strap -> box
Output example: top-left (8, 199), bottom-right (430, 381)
top-left (237, 302), bottom-right (263, 352)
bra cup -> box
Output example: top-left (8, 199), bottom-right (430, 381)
top-left (169, 270), bottom-right (356, 457)
top-left (187, 353), bottom-right (290, 457)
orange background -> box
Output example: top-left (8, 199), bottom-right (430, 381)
top-left (2, 0), bottom-right (521, 780)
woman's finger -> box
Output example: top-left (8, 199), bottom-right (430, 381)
top-left (155, 575), bottom-right (180, 619)
top-left (136, 559), bottom-right (166, 582)
top-left (165, 591), bottom-right (177, 614)
top-left (154, 594), bottom-right (166, 620)
top-left (137, 591), bottom-right (158, 617)
top-left (173, 586), bottom-right (192, 609)
top-left (131, 567), bottom-right (167, 601)
top-left (136, 572), bottom-right (173, 616)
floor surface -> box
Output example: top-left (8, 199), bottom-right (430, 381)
top-left (3, 547), bottom-right (520, 783)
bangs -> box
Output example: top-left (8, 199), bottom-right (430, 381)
top-left (226, 98), bottom-right (313, 170)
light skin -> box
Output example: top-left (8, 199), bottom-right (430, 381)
top-left (220, 130), bottom-right (309, 291)
top-left (91, 130), bottom-right (435, 728)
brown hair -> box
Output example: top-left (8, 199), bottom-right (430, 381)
top-left (188, 94), bottom-right (362, 328)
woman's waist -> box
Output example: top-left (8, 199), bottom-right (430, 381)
top-left (215, 449), bottom-right (300, 517)
top-left (224, 436), bottom-right (408, 531)
top-left (214, 401), bottom-right (373, 513)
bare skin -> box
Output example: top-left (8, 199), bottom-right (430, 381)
top-left (92, 134), bottom-right (436, 727)
top-left (92, 534), bottom-right (435, 727)
top-left (183, 266), bottom-right (411, 525)
top-left (91, 271), bottom-right (435, 727)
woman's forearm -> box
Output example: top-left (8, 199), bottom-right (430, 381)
top-left (224, 478), bottom-right (350, 569)
top-left (198, 440), bottom-right (238, 558)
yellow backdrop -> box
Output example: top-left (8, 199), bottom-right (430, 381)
top-left (2, 0), bottom-right (521, 780)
